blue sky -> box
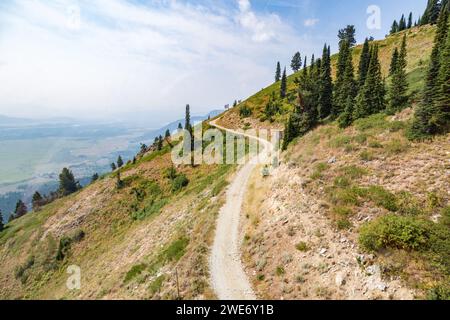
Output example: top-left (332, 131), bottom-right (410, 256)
top-left (0, 0), bottom-right (426, 126)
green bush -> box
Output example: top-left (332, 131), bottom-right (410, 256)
top-left (149, 275), bottom-right (165, 294)
top-left (364, 186), bottom-right (399, 212)
top-left (359, 215), bottom-right (430, 252)
top-left (56, 237), bottom-right (72, 261)
top-left (337, 219), bottom-right (352, 230)
top-left (172, 174), bottom-right (189, 192)
top-left (296, 242), bottom-right (309, 252)
top-left (239, 105), bottom-right (252, 118)
top-left (124, 263), bottom-right (147, 283)
top-left (427, 284), bottom-right (450, 300)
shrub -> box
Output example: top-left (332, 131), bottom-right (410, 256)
top-left (296, 242), bottom-right (309, 252)
top-left (56, 237), bottom-right (72, 261)
top-left (359, 215), bottom-right (430, 252)
top-left (162, 237), bottom-right (189, 262)
top-left (427, 284), bottom-right (450, 300)
top-left (124, 263), bottom-right (147, 283)
top-left (276, 266), bottom-right (285, 276)
top-left (172, 174), bottom-right (189, 192)
top-left (337, 219), bottom-right (352, 230)
top-left (360, 150), bottom-right (375, 161)
top-left (364, 186), bottom-right (399, 212)
top-left (239, 105), bottom-right (252, 118)
top-left (149, 275), bottom-right (165, 294)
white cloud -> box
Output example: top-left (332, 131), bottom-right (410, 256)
top-left (0, 0), bottom-right (312, 124)
top-left (304, 18), bottom-right (319, 27)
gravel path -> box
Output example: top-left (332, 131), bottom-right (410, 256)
top-left (209, 119), bottom-right (273, 300)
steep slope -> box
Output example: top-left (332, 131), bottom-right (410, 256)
top-left (240, 110), bottom-right (449, 299)
top-left (0, 136), bottom-right (236, 299)
top-left (216, 25), bottom-right (436, 131)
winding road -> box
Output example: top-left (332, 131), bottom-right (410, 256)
top-left (209, 119), bottom-right (273, 300)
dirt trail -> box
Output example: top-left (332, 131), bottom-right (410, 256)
top-left (209, 120), bottom-right (273, 300)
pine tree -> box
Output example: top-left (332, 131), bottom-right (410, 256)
top-left (389, 48), bottom-right (399, 76)
top-left (408, 12), bottom-right (413, 29)
top-left (0, 209), bottom-right (4, 232)
top-left (387, 35), bottom-right (409, 115)
top-left (358, 38), bottom-right (371, 88)
top-left (178, 123), bottom-right (182, 130)
top-left (59, 168), bottom-right (79, 196)
top-left (165, 129), bottom-right (171, 139)
top-left (338, 49), bottom-right (357, 127)
top-left (318, 44), bottom-right (333, 119)
top-left (14, 200), bottom-right (27, 218)
top-left (184, 104), bottom-right (192, 132)
top-left (410, 4), bottom-right (449, 138)
top-left (116, 171), bottom-right (124, 189)
top-left (280, 67), bottom-right (287, 98)
top-left (111, 162), bottom-right (117, 171)
top-left (291, 52), bottom-right (302, 72)
top-left (390, 20), bottom-right (399, 34)
top-left (157, 135), bottom-right (163, 151)
top-left (117, 155), bottom-right (124, 168)
top-left (333, 40), bottom-right (353, 117)
top-left (338, 25), bottom-right (356, 47)
top-left (92, 173), bottom-right (99, 182)
top-left (422, 0), bottom-right (440, 25)
top-left (32, 191), bottom-right (43, 210)
top-left (435, 18), bottom-right (450, 132)
top-left (275, 62), bottom-right (281, 82)
top-left (399, 14), bottom-right (406, 31)
top-left (354, 45), bottom-right (385, 119)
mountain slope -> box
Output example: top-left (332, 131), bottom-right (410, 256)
top-left (216, 25), bottom-right (436, 131)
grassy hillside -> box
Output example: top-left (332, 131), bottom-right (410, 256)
top-left (217, 25), bottom-right (436, 131)
top-left (0, 123), bottom-right (238, 299)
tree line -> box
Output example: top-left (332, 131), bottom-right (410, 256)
top-left (281, 1), bottom-right (449, 149)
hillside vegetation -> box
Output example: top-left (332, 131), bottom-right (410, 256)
top-left (216, 25), bottom-right (436, 130)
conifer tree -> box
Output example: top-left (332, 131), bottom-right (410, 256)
top-left (410, 4), bottom-right (449, 138)
top-left (435, 19), bottom-right (450, 132)
top-left (422, 0), bottom-right (441, 25)
top-left (318, 44), bottom-right (333, 119)
top-left (32, 191), bottom-right (43, 210)
top-left (338, 50), bottom-right (357, 127)
top-left (14, 200), bottom-right (27, 218)
top-left (184, 104), bottom-right (192, 132)
top-left (333, 40), bottom-right (353, 117)
top-left (389, 48), bottom-right (399, 77)
top-left (0, 209), bottom-right (4, 231)
top-left (303, 56), bottom-right (307, 71)
top-left (358, 38), bottom-right (371, 88)
top-left (280, 67), bottom-right (287, 98)
top-left (275, 62), bottom-right (281, 82)
top-left (92, 173), bottom-right (99, 182)
top-left (338, 25), bottom-right (356, 47)
top-left (111, 162), bottom-right (117, 171)
top-left (387, 35), bottom-right (409, 115)
top-left (291, 52), bottom-right (302, 72)
top-left (354, 45), bottom-right (385, 119)
top-left (165, 129), bottom-right (171, 139)
top-left (157, 135), bottom-right (163, 151)
top-left (408, 12), bottom-right (413, 28)
top-left (399, 14), bottom-right (406, 31)
top-left (178, 123), bottom-right (182, 130)
top-left (59, 168), bottom-right (79, 196)
top-left (117, 155), bottom-right (124, 168)
top-left (390, 20), bottom-right (399, 34)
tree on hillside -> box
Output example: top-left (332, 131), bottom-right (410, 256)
top-left (59, 168), bottom-right (80, 196)
top-left (337, 47), bottom-right (357, 128)
top-left (435, 19), bottom-right (450, 132)
top-left (184, 104), bottom-right (194, 166)
top-left (32, 191), bottom-right (43, 211)
top-left (399, 14), bottom-right (407, 31)
top-left (178, 123), bottom-right (182, 130)
top-left (0, 209), bottom-right (4, 232)
top-left (354, 44), bottom-right (385, 119)
top-left (389, 48), bottom-right (399, 76)
top-left (390, 20), bottom-right (399, 34)
top-left (14, 200), bottom-right (27, 218)
top-left (387, 35), bottom-right (409, 115)
top-left (280, 67), bottom-right (287, 98)
top-left (303, 56), bottom-right (307, 71)
top-left (275, 62), bottom-right (281, 82)
top-left (291, 52), bottom-right (302, 72)
top-left (318, 44), bottom-right (333, 119)
top-left (264, 92), bottom-right (281, 122)
top-left (422, 0), bottom-right (441, 25)
top-left (358, 38), bottom-right (371, 88)
top-left (111, 162), bottom-right (117, 171)
top-left (117, 155), bottom-right (124, 168)
top-left (408, 12), bottom-right (413, 29)
top-left (338, 25), bottom-right (356, 47)
top-left (157, 135), bottom-right (163, 151)
top-left (410, 4), bottom-right (449, 138)
top-left (165, 129), bottom-right (171, 139)
top-left (184, 104), bottom-right (192, 133)
top-left (333, 40), bottom-right (354, 117)
top-left (91, 173), bottom-right (99, 182)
